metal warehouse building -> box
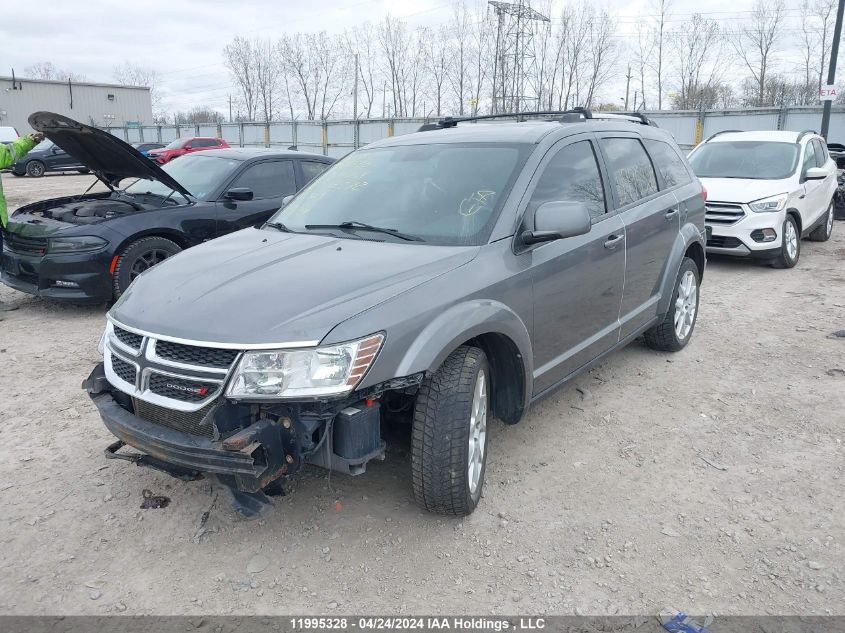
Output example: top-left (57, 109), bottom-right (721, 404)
top-left (0, 75), bottom-right (153, 134)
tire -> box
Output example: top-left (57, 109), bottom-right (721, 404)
top-left (11, 171), bottom-right (24, 177)
top-left (112, 236), bottom-right (182, 300)
top-left (771, 214), bottom-right (800, 268)
top-left (644, 257), bottom-right (700, 352)
top-left (411, 346), bottom-right (490, 516)
top-left (808, 200), bottom-right (834, 242)
top-left (26, 160), bottom-right (45, 178)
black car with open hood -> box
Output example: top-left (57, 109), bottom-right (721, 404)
top-left (1, 112), bottom-right (335, 303)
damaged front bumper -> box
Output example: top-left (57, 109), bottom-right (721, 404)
top-left (84, 363), bottom-right (390, 496)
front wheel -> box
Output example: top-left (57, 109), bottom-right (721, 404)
top-left (411, 346), bottom-right (490, 516)
top-left (771, 215), bottom-right (800, 268)
top-left (112, 236), bottom-right (182, 300)
top-left (808, 201), bottom-right (834, 242)
top-left (644, 257), bottom-right (700, 352)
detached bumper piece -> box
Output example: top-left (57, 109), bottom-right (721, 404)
top-left (85, 364), bottom-right (295, 497)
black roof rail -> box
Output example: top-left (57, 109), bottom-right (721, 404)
top-left (797, 129), bottom-right (817, 142)
top-left (703, 129), bottom-right (743, 143)
top-left (416, 108), bottom-right (657, 132)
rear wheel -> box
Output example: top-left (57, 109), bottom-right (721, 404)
top-left (26, 160), bottom-right (45, 178)
top-left (644, 257), bottom-right (700, 352)
top-left (772, 215), bottom-right (800, 268)
top-left (112, 236), bottom-right (182, 300)
top-left (808, 201), bottom-right (834, 242)
top-left (411, 346), bottom-right (490, 516)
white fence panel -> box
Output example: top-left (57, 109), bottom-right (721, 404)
top-left (197, 125), bottom-right (217, 137)
top-left (269, 123), bottom-right (294, 146)
top-left (701, 111), bottom-right (780, 139)
top-left (220, 124), bottom-right (241, 145)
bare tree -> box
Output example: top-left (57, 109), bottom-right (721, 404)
top-left (582, 8), bottom-right (619, 107)
top-left (422, 26), bottom-right (450, 116)
top-left (647, 0), bottom-right (672, 110)
top-left (223, 37), bottom-right (259, 120)
top-left (670, 14), bottom-right (723, 110)
top-left (730, 0), bottom-right (786, 107)
top-left (253, 39), bottom-right (281, 122)
top-left (446, 3), bottom-right (472, 115)
top-left (113, 61), bottom-right (162, 115)
top-left (378, 15), bottom-right (411, 116)
top-left (344, 23), bottom-right (379, 117)
top-left (175, 106), bottom-right (224, 124)
top-left (25, 61), bottom-right (86, 82)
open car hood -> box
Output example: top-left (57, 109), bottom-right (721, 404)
top-left (28, 112), bottom-right (193, 198)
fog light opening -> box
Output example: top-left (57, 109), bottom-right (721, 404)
top-left (751, 228), bottom-right (777, 243)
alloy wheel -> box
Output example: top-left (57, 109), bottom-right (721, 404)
top-left (674, 270), bottom-right (697, 341)
top-left (129, 249), bottom-right (172, 280)
top-left (467, 370), bottom-right (488, 495)
top-left (785, 220), bottom-right (798, 260)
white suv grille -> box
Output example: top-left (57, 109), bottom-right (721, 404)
top-left (705, 202), bottom-right (746, 225)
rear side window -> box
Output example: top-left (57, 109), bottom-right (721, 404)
top-left (231, 160), bottom-right (296, 199)
top-left (195, 139), bottom-right (218, 148)
top-left (301, 161), bottom-right (329, 184)
top-left (601, 138), bottom-right (659, 207)
top-left (643, 139), bottom-right (692, 189)
top-left (528, 141), bottom-right (607, 220)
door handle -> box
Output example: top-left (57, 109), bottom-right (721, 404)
top-left (604, 234), bottom-right (625, 249)
top-left (665, 208), bottom-right (679, 218)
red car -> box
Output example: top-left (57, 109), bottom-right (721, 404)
top-left (147, 137), bottom-right (229, 164)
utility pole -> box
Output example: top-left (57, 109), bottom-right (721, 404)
top-left (624, 64), bottom-right (632, 111)
top-left (228, 95), bottom-right (233, 123)
top-left (821, 0), bottom-right (845, 139)
top-left (353, 53), bottom-right (359, 121)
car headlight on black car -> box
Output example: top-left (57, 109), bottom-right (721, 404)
top-left (48, 236), bottom-right (109, 254)
top-left (226, 333), bottom-right (384, 399)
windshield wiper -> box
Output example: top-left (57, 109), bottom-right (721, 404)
top-left (264, 221), bottom-right (292, 232)
top-left (304, 220), bottom-right (424, 242)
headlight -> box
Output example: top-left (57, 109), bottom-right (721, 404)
top-left (226, 333), bottom-right (384, 399)
top-left (48, 236), bottom-right (109, 254)
top-left (749, 193), bottom-right (788, 213)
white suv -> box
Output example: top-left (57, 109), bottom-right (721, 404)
top-left (688, 130), bottom-right (836, 268)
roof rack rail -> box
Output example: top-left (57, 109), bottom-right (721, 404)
top-left (416, 108), bottom-right (657, 132)
top-left (703, 130), bottom-right (743, 143)
top-left (796, 129), bottom-right (817, 142)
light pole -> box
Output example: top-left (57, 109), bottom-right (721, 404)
top-left (821, 0), bottom-right (845, 139)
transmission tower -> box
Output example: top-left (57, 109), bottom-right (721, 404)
top-left (489, 0), bottom-right (550, 113)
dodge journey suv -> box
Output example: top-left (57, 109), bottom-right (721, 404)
top-left (85, 109), bottom-right (706, 516)
top-left (689, 130), bottom-right (836, 268)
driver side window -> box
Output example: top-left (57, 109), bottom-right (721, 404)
top-left (230, 160), bottom-right (296, 200)
top-left (529, 141), bottom-right (607, 221)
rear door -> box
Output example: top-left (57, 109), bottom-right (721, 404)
top-left (215, 159), bottom-right (298, 235)
top-left (45, 143), bottom-right (79, 170)
top-left (597, 134), bottom-right (679, 339)
top-left (525, 134), bottom-right (626, 395)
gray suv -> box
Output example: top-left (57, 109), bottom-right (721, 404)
top-left (85, 109), bottom-right (706, 516)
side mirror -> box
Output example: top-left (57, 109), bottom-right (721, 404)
top-left (804, 167), bottom-right (827, 180)
top-left (521, 201), bottom-right (592, 245)
top-left (224, 188), bottom-right (254, 201)
top-left (281, 194), bottom-right (294, 206)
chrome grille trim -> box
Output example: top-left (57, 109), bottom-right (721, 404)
top-left (705, 202), bottom-right (746, 226)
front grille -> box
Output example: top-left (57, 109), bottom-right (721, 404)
top-left (111, 355), bottom-right (137, 385)
top-left (707, 235), bottom-right (743, 249)
top-left (133, 398), bottom-right (216, 438)
top-left (705, 203), bottom-right (745, 225)
top-left (3, 233), bottom-right (48, 255)
top-left (148, 373), bottom-right (216, 403)
top-left (113, 326), bottom-right (142, 350)
top-left (155, 340), bottom-right (239, 369)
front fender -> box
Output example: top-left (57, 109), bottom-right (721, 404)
top-left (657, 222), bottom-right (705, 316)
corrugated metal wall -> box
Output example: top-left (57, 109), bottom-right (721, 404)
top-left (0, 77), bottom-right (153, 133)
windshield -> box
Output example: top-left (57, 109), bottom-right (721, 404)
top-left (33, 140), bottom-right (54, 151)
top-left (271, 143), bottom-right (529, 245)
top-left (123, 154), bottom-right (241, 201)
top-left (689, 141), bottom-right (799, 179)
top-left (164, 138), bottom-right (185, 149)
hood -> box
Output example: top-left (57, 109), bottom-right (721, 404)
top-left (111, 228), bottom-right (478, 345)
top-left (28, 111), bottom-right (192, 198)
top-left (699, 176), bottom-right (794, 205)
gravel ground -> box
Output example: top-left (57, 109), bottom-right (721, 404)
top-left (0, 173), bottom-right (843, 616)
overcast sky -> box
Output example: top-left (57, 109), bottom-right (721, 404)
top-left (1, 0), bottom-right (819, 115)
